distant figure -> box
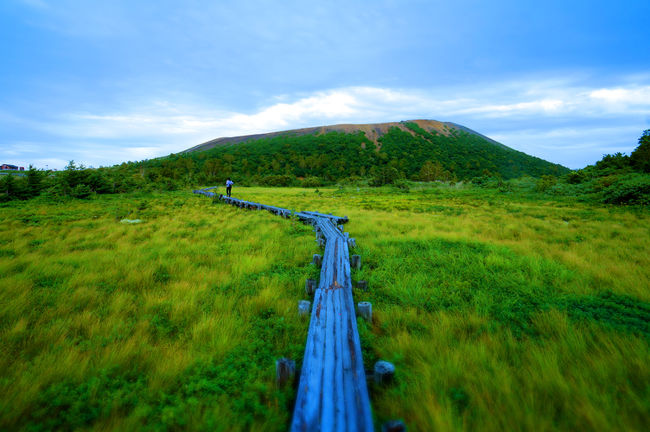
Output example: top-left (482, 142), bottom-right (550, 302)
top-left (225, 178), bottom-right (234, 197)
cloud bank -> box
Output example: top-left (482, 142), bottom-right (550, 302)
top-left (3, 77), bottom-right (650, 169)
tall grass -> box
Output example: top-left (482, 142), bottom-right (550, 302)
top-left (0, 192), bottom-right (316, 431)
top-left (237, 185), bottom-right (650, 431)
top-left (1, 184), bottom-right (648, 430)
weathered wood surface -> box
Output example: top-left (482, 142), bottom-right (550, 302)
top-left (193, 189), bottom-right (216, 198)
top-left (291, 216), bottom-right (373, 432)
top-left (193, 188), bottom-right (373, 431)
top-left (300, 210), bottom-right (349, 224)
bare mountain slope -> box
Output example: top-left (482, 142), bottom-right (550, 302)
top-left (184, 119), bottom-right (499, 153)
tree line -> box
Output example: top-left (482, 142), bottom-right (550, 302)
top-left (2, 127), bottom-right (647, 204)
top-left (130, 123), bottom-right (569, 187)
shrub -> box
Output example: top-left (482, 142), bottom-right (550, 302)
top-left (419, 160), bottom-right (453, 182)
top-left (566, 170), bottom-right (586, 184)
top-left (71, 184), bottom-right (93, 199)
top-left (392, 179), bottom-right (410, 192)
top-left (259, 175), bottom-right (295, 187)
top-left (535, 175), bottom-right (557, 192)
top-left (602, 174), bottom-right (650, 205)
top-left (595, 152), bottom-right (630, 172)
top-left (369, 166), bottom-right (399, 186)
top-left (337, 176), bottom-right (365, 186)
top-left (301, 177), bottom-right (324, 187)
top-left (594, 175), bottom-right (619, 190)
top-left (0, 174), bottom-right (26, 201)
top-left (471, 175), bottom-right (499, 188)
top-left (630, 129), bottom-right (650, 173)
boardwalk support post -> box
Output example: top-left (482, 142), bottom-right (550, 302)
top-left (305, 279), bottom-right (317, 296)
top-left (374, 360), bottom-right (395, 385)
top-left (358, 302), bottom-right (372, 322)
top-left (348, 238), bottom-right (356, 249)
top-left (276, 358), bottom-right (296, 387)
top-left (382, 420), bottom-right (407, 432)
top-left (312, 254), bottom-right (322, 267)
top-left (357, 280), bottom-right (368, 291)
top-left (351, 254), bottom-right (361, 269)
top-left (298, 300), bottom-right (311, 317)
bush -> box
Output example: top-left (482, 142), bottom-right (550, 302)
top-left (594, 175), bottom-right (619, 191)
top-left (630, 130), bottom-right (650, 173)
top-left (259, 175), bottom-right (295, 187)
top-left (337, 176), bottom-right (365, 186)
top-left (300, 177), bottom-right (324, 187)
top-left (369, 166), bottom-right (399, 186)
top-left (566, 170), bottom-right (587, 184)
top-left (595, 152), bottom-right (630, 172)
top-left (535, 175), bottom-right (557, 192)
top-left (86, 170), bottom-right (112, 194)
top-left (71, 184), bottom-right (93, 199)
top-left (602, 174), bottom-right (650, 205)
top-left (471, 175), bottom-right (499, 188)
top-left (0, 174), bottom-right (27, 201)
top-left (392, 179), bottom-right (410, 192)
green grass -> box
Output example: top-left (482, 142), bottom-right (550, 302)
top-left (1, 185), bottom-right (648, 431)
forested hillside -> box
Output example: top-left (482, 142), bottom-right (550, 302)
top-left (140, 121), bottom-right (568, 187)
top-left (7, 124), bottom-right (649, 207)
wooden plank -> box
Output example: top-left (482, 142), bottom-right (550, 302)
top-left (193, 190), bottom-right (216, 197)
top-left (302, 210), bottom-right (349, 224)
top-left (193, 189), bottom-right (373, 431)
top-left (291, 220), bottom-right (372, 432)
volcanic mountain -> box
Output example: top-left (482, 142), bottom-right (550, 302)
top-left (178, 119), bottom-right (568, 181)
top-left (184, 119), bottom-right (505, 153)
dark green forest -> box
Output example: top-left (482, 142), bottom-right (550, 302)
top-left (139, 122), bottom-right (568, 187)
top-left (2, 126), bottom-right (649, 206)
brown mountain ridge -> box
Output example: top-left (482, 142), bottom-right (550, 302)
top-left (183, 119), bottom-right (506, 153)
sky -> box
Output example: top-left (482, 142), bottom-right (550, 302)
top-left (1, 0), bottom-right (649, 170)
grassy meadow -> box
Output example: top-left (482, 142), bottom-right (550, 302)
top-left (1, 184), bottom-right (648, 431)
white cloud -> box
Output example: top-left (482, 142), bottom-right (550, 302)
top-left (4, 77), bottom-right (650, 169)
top-left (589, 86), bottom-right (650, 105)
top-left (456, 99), bottom-right (567, 116)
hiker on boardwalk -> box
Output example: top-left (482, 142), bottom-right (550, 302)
top-left (225, 178), bottom-right (234, 197)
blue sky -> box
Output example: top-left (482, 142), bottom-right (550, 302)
top-left (1, 0), bottom-right (649, 169)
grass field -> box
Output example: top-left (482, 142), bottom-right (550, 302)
top-left (1, 184), bottom-right (648, 431)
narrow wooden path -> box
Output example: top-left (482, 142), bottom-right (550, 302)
top-left (193, 189), bottom-right (373, 431)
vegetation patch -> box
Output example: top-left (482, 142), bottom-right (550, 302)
top-left (562, 292), bottom-right (650, 338)
top-left (0, 186), bottom-right (648, 431)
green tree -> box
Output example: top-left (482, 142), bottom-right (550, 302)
top-left (86, 169), bottom-right (112, 194)
top-left (369, 165), bottom-right (399, 186)
top-left (630, 129), bottom-right (650, 173)
top-left (26, 165), bottom-right (44, 198)
top-left (595, 152), bottom-right (629, 171)
top-left (419, 160), bottom-right (452, 181)
top-left (61, 160), bottom-right (90, 190)
top-left (0, 174), bottom-right (17, 200)
top-left (536, 175), bottom-right (557, 192)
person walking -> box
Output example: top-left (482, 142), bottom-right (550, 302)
top-left (225, 178), bottom-right (234, 197)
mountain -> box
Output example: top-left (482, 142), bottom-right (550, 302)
top-left (174, 120), bottom-right (568, 183)
top-left (185, 119), bottom-right (505, 153)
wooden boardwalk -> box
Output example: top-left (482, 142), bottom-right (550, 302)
top-left (193, 189), bottom-right (373, 431)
